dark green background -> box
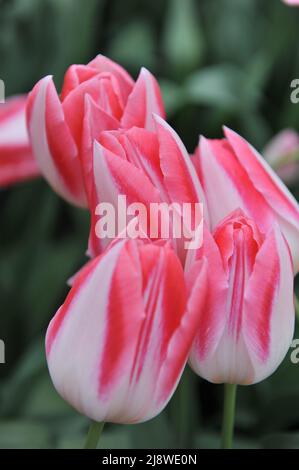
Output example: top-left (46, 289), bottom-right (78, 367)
top-left (0, 0), bottom-right (299, 449)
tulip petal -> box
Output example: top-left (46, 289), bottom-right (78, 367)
top-left (82, 96), bottom-right (119, 199)
top-left (60, 64), bottom-right (100, 101)
top-left (198, 136), bottom-right (274, 232)
top-left (154, 115), bottom-right (208, 221)
top-left (27, 76), bottom-right (86, 207)
top-left (88, 54), bottom-right (134, 107)
top-left (125, 244), bottom-right (188, 420)
top-left (88, 140), bottom-right (162, 257)
top-left (99, 127), bottom-right (169, 201)
top-left (46, 240), bottom-right (144, 423)
top-left (156, 258), bottom-right (208, 405)
top-left (224, 127), bottom-right (299, 225)
top-left (0, 95), bottom-right (40, 186)
top-left (188, 227), bottom-right (228, 366)
top-left (224, 127), bottom-right (299, 270)
top-left (243, 227), bottom-right (295, 384)
top-left (121, 68), bottom-right (165, 131)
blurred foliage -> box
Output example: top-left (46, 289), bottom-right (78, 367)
top-left (0, 0), bottom-right (299, 449)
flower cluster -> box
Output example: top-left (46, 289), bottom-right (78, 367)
top-left (3, 55), bottom-right (299, 425)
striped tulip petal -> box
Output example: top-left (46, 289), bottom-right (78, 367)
top-left (0, 95), bottom-right (40, 186)
top-left (46, 239), bottom-right (201, 423)
top-left (88, 139), bottom-right (162, 257)
top-left (27, 76), bottom-right (86, 207)
top-left (121, 68), bottom-right (165, 132)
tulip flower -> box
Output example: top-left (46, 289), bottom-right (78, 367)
top-left (88, 115), bottom-right (206, 259)
top-left (263, 129), bottom-right (299, 185)
top-left (187, 210), bottom-right (295, 385)
top-left (46, 238), bottom-right (206, 424)
top-left (27, 55), bottom-right (165, 207)
top-left (194, 127), bottom-right (299, 271)
top-left (0, 95), bottom-right (40, 187)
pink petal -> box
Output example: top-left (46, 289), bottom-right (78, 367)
top-left (27, 76), bottom-right (86, 207)
top-left (99, 127), bottom-right (168, 201)
top-left (88, 54), bottom-right (134, 107)
top-left (81, 95), bottom-right (119, 199)
top-left (198, 136), bottom-right (274, 232)
top-left (188, 227), bottom-right (228, 366)
top-left (224, 127), bottom-right (299, 270)
top-left (121, 68), bottom-right (165, 131)
top-left (225, 127), bottom-right (299, 223)
top-left (60, 64), bottom-right (100, 101)
top-left (88, 140), bottom-right (162, 257)
top-left (0, 95), bottom-right (40, 186)
top-left (243, 226), bottom-right (295, 383)
top-left (46, 240), bottom-right (144, 423)
top-left (154, 115), bottom-right (207, 217)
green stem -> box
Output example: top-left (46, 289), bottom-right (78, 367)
top-left (84, 421), bottom-right (105, 449)
top-left (175, 368), bottom-right (195, 448)
top-left (295, 293), bottom-right (299, 323)
top-left (221, 384), bottom-right (237, 449)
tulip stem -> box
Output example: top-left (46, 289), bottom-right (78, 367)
top-left (221, 384), bottom-right (237, 449)
top-left (84, 421), bottom-right (105, 449)
top-left (295, 294), bottom-right (299, 323)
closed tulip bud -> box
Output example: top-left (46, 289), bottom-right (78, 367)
top-left (195, 127), bottom-right (299, 272)
top-left (187, 210), bottom-right (295, 385)
top-left (27, 55), bottom-right (165, 207)
top-left (263, 129), bottom-right (299, 185)
top-left (0, 95), bottom-right (39, 187)
top-left (46, 239), bottom-right (206, 423)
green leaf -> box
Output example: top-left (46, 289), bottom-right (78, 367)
top-left (184, 65), bottom-right (242, 109)
top-left (163, 0), bottom-right (204, 78)
top-left (108, 20), bottom-right (156, 72)
top-left (159, 79), bottom-right (187, 116)
top-left (261, 433), bottom-right (299, 449)
top-left (0, 421), bottom-right (52, 449)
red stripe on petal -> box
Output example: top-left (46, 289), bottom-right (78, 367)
top-left (45, 80), bottom-right (85, 202)
top-left (243, 230), bottom-right (280, 362)
top-left (99, 241), bottom-right (143, 395)
top-left (224, 127), bottom-right (299, 224)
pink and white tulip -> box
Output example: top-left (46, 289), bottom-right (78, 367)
top-left (194, 127), bottom-right (299, 272)
top-left (0, 95), bottom-right (39, 187)
top-left (263, 129), bottom-right (299, 185)
top-left (88, 115), bottom-right (206, 259)
top-left (46, 239), bottom-right (206, 423)
top-left (187, 210), bottom-right (295, 385)
top-left (27, 55), bottom-right (165, 207)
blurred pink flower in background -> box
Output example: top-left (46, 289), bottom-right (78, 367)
top-left (283, 0), bottom-right (299, 5)
top-left (263, 129), bottom-right (299, 185)
top-left (0, 95), bottom-right (40, 187)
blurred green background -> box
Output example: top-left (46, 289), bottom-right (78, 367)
top-left (0, 0), bottom-right (299, 449)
